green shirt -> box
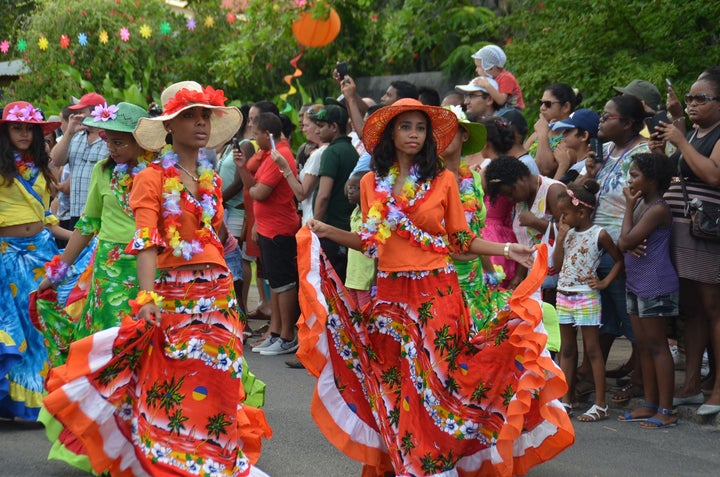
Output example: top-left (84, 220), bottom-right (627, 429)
top-left (314, 136), bottom-right (358, 230)
top-left (80, 159), bottom-right (138, 243)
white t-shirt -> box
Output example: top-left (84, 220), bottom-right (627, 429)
top-left (299, 145), bottom-right (327, 224)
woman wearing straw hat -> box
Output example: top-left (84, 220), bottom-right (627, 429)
top-left (0, 101), bottom-right (67, 421)
top-left (297, 98), bottom-right (574, 476)
top-left (42, 82), bottom-right (271, 477)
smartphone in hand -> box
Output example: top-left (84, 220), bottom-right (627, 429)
top-left (269, 133), bottom-right (276, 150)
top-left (644, 111), bottom-right (668, 137)
top-left (335, 61), bottom-right (349, 79)
top-left (665, 78), bottom-right (672, 89)
top-left (589, 137), bottom-right (603, 163)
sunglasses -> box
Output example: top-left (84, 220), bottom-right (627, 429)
top-left (538, 100), bottom-right (561, 108)
top-left (684, 94), bottom-right (720, 105)
top-left (599, 113), bottom-right (624, 122)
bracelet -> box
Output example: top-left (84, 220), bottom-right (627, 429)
top-left (129, 289), bottom-right (164, 314)
top-left (45, 255), bottom-right (70, 284)
top-left (283, 170), bottom-right (292, 178)
top-left (503, 242), bottom-right (511, 259)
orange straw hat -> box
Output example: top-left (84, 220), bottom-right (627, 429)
top-left (133, 81), bottom-right (242, 151)
top-left (362, 98), bottom-right (459, 154)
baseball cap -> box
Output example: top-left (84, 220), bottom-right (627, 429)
top-left (550, 109), bottom-right (600, 137)
top-left (68, 92), bottom-right (107, 111)
top-left (455, 76), bottom-right (499, 94)
top-left (311, 98), bottom-right (348, 126)
top-left (613, 80), bottom-right (662, 110)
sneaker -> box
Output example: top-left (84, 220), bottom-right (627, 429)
top-left (260, 338), bottom-right (299, 356)
top-left (701, 351), bottom-right (710, 378)
top-left (251, 335), bottom-right (278, 353)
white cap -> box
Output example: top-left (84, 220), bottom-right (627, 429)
top-left (455, 76), bottom-right (499, 93)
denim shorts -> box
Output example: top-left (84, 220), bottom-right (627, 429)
top-left (225, 247), bottom-right (243, 282)
top-left (625, 290), bottom-right (679, 318)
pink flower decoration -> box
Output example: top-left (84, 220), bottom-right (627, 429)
top-left (91, 103), bottom-right (119, 122)
top-left (187, 18), bottom-right (196, 31)
top-left (1, 40), bottom-right (9, 53)
top-left (120, 27), bottom-right (130, 42)
top-left (7, 104), bottom-right (43, 122)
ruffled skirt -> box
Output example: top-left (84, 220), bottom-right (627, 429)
top-left (295, 227), bottom-right (573, 477)
top-left (42, 267), bottom-right (271, 476)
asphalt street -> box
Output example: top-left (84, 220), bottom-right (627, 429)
top-left (2, 335), bottom-right (720, 477)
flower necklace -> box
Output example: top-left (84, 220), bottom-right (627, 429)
top-left (14, 150), bottom-right (39, 182)
top-left (359, 163), bottom-right (447, 253)
top-left (110, 151), bottom-right (153, 215)
top-left (157, 146), bottom-right (221, 259)
top-left (457, 162), bottom-right (483, 232)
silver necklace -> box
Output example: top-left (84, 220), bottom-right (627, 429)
top-left (176, 162), bottom-right (199, 182)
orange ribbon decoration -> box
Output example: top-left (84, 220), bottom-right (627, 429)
top-left (279, 51), bottom-right (304, 100)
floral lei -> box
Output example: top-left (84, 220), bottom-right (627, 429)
top-left (158, 146), bottom-right (221, 259)
top-left (458, 162), bottom-right (482, 231)
top-left (110, 151), bottom-right (153, 215)
top-left (359, 163), bottom-right (447, 253)
top-left (14, 150), bottom-right (39, 182)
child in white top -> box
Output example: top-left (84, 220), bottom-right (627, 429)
top-left (553, 179), bottom-right (624, 422)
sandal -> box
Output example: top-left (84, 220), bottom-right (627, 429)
top-left (562, 402), bottom-right (574, 417)
top-left (640, 407), bottom-right (678, 429)
top-left (611, 382), bottom-right (643, 404)
top-left (617, 402), bottom-right (658, 422)
top-left (575, 379), bottom-right (595, 399)
top-left (577, 403), bottom-right (608, 422)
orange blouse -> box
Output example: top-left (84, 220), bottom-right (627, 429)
top-left (359, 169), bottom-right (475, 272)
top-left (128, 165), bottom-right (226, 270)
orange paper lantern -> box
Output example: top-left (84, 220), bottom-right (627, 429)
top-left (291, 7), bottom-right (341, 48)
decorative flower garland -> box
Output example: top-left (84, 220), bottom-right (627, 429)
top-left (158, 146), bottom-right (221, 259)
top-left (458, 162), bottom-right (482, 230)
top-left (110, 151), bottom-right (153, 215)
top-left (14, 150), bottom-right (39, 182)
top-left (359, 163), bottom-right (447, 253)
top-left (162, 86), bottom-right (227, 116)
top-left (45, 255), bottom-right (70, 284)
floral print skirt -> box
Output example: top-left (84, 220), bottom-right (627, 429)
top-left (42, 267), bottom-right (271, 477)
top-left (295, 227), bottom-right (573, 477)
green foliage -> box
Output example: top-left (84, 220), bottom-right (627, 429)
top-left (0, 0), bottom-right (36, 47)
top-left (5, 0), bottom-right (234, 113)
top-left (502, 0), bottom-right (720, 118)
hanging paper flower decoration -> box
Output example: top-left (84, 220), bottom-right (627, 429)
top-left (99, 30), bottom-right (109, 44)
top-left (0, 40), bottom-right (9, 54)
top-left (160, 22), bottom-right (172, 35)
top-left (226, 12), bottom-right (236, 24)
top-left (17, 39), bottom-right (27, 52)
top-left (60, 34), bottom-right (70, 49)
top-left (38, 36), bottom-right (49, 51)
top-left (204, 16), bottom-right (215, 28)
top-left (187, 18), bottom-right (196, 31)
top-left (120, 27), bottom-right (130, 42)
top-left (78, 33), bottom-right (88, 46)
top-left (139, 24), bottom-right (152, 39)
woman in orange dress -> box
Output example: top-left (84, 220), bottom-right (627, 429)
top-left (298, 99), bottom-right (574, 477)
top-left (42, 82), bottom-right (271, 477)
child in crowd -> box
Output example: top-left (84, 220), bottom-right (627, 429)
top-left (548, 108), bottom-right (601, 183)
top-left (471, 44), bottom-right (525, 110)
top-left (554, 180), bottom-right (624, 422)
top-left (344, 170), bottom-right (375, 308)
top-left (617, 152), bottom-right (679, 428)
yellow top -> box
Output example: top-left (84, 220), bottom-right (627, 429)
top-left (0, 175), bottom-right (59, 227)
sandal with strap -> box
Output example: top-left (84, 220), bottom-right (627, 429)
top-left (577, 403), bottom-right (608, 422)
top-left (640, 407), bottom-right (678, 429)
top-left (562, 402), bottom-right (574, 417)
top-left (611, 382), bottom-right (643, 404)
top-left (618, 402), bottom-right (658, 422)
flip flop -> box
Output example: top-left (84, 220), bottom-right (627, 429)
top-left (617, 402), bottom-right (658, 422)
top-left (640, 408), bottom-right (678, 429)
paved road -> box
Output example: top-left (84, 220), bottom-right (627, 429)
top-left (2, 337), bottom-right (719, 477)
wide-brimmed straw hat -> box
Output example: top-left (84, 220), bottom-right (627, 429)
top-left (0, 101), bottom-right (61, 136)
top-left (444, 105), bottom-right (487, 156)
top-left (362, 98), bottom-right (458, 154)
top-left (82, 102), bottom-right (148, 133)
top-left (133, 81), bottom-right (242, 151)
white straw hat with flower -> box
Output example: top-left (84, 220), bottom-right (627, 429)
top-left (133, 81), bottom-right (242, 151)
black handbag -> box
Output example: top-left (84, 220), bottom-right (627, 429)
top-left (678, 158), bottom-right (720, 242)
